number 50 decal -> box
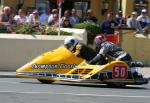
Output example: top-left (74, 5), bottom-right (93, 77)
top-left (112, 66), bottom-right (128, 78)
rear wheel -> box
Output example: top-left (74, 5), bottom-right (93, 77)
top-left (107, 83), bottom-right (126, 87)
top-left (37, 79), bottom-right (55, 84)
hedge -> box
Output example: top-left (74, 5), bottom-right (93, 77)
top-left (15, 23), bottom-right (72, 36)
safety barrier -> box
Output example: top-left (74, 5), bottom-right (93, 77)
top-left (120, 29), bottom-right (150, 66)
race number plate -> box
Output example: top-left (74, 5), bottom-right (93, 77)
top-left (112, 65), bottom-right (128, 79)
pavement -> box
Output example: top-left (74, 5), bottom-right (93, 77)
top-left (0, 67), bottom-right (150, 80)
top-left (137, 67), bottom-right (150, 80)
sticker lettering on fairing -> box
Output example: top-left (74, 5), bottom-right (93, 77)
top-left (32, 64), bottom-right (78, 69)
top-left (32, 64), bottom-right (58, 69)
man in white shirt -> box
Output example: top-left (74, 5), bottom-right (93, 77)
top-left (127, 12), bottom-right (142, 33)
top-left (137, 9), bottom-right (150, 34)
top-left (27, 10), bottom-right (40, 25)
top-left (14, 9), bottom-right (27, 25)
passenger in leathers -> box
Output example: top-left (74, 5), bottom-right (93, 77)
top-left (64, 36), bottom-right (97, 61)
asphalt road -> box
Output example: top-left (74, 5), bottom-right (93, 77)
top-left (0, 78), bottom-right (150, 103)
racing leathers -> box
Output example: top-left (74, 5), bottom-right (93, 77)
top-left (71, 43), bottom-right (97, 61)
top-left (89, 41), bottom-right (132, 65)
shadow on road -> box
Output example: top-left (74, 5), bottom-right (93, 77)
top-left (20, 81), bottom-right (150, 90)
top-left (53, 82), bottom-right (149, 90)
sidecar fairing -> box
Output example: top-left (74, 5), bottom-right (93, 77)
top-left (16, 47), bottom-right (148, 86)
top-left (16, 47), bottom-right (83, 83)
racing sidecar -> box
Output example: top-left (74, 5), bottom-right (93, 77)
top-left (16, 47), bottom-right (149, 87)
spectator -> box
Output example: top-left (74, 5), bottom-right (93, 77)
top-left (27, 10), bottom-right (40, 26)
top-left (48, 14), bottom-right (59, 28)
top-left (61, 17), bottom-right (72, 28)
top-left (83, 9), bottom-right (98, 23)
top-left (0, 6), bottom-right (13, 24)
top-left (0, 6), bottom-right (13, 33)
top-left (137, 9), bottom-right (150, 34)
top-left (114, 11), bottom-right (126, 27)
top-left (14, 9), bottom-right (27, 25)
top-left (48, 9), bottom-right (58, 24)
top-left (127, 12), bottom-right (142, 33)
top-left (39, 6), bottom-right (51, 25)
top-left (69, 8), bottom-right (81, 26)
top-left (60, 10), bottom-right (70, 25)
top-left (62, 10), bottom-right (70, 19)
top-left (101, 12), bottom-right (119, 34)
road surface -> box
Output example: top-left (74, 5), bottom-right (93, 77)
top-left (0, 78), bottom-right (150, 103)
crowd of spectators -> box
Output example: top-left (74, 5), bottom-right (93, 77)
top-left (0, 6), bottom-right (150, 35)
top-left (127, 9), bottom-right (150, 35)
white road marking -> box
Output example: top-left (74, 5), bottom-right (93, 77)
top-left (0, 81), bottom-right (20, 84)
top-left (0, 91), bottom-right (150, 98)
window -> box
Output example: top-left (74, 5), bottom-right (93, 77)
top-left (74, 1), bottom-right (89, 17)
top-left (134, 0), bottom-right (148, 15)
top-left (36, 0), bottom-right (49, 14)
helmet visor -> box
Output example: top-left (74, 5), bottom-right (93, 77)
top-left (95, 39), bottom-right (102, 46)
top-left (64, 43), bottom-right (73, 49)
top-left (94, 39), bottom-right (102, 51)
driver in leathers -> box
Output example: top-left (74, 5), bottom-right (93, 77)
top-left (89, 35), bottom-right (132, 65)
top-left (64, 36), bottom-right (97, 61)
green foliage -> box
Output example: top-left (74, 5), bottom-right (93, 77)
top-left (15, 23), bottom-right (72, 36)
top-left (73, 22), bottom-right (101, 44)
top-left (15, 24), bottom-right (37, 35)
top-left (60, 30), bottom-right (72, 36)
top-left (16, 24), bottom-right (36, 34)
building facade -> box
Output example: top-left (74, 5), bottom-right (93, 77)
top-left (91, 0), bottom-right (150, 20)
top-left (0, 0), bottom-right (36, 12)
top-left (0, 0), bottom-right (149, 20)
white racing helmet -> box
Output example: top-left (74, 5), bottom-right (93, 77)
top-left (64, 36), bottom-right (79, 50)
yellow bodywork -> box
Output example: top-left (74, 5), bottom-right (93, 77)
top-left (16, 47), bottom-right (130, 82)
top-left (17, 47), bottom-right (83, 73)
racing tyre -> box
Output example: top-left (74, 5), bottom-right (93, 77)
top-left (107, 83), bottom-right (126, 88)
top-left (37, 79), bottom-right (54, 84)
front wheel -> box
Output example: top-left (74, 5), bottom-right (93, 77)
top-left (37, 79), bottom-right (55, 84)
